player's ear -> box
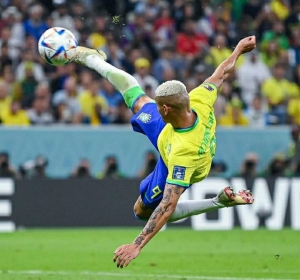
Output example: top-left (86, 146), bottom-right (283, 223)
top-left (162, 104), bottom-right (169, 115)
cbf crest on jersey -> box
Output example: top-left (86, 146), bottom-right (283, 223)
top-left (172, 166), bottom-right (186, 180)
top-left (137, 112), bottom-right (152, 123)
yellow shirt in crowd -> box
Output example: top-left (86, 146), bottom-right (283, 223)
top-left (206, 47), bottom-right (244, 68)
top-left (0, 96), bottom-right (11, 114)
top-left (262, 78), bottom-right (300, 105)
top-left (88, 33), bottom-right (107, 50)
top-left (288, 98), bottom-right (300, 125)
top-left (1, 109), bottom-right (30, 126)
top-left (270, 0), bottom-right (289, 20)
top-left (78, 91), bottom-right (108, 125)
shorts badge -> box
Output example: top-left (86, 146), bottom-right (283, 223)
top-left (172, 166), bottom-right (186, 180)
top-left (137, 112), bottom-right (152, 123)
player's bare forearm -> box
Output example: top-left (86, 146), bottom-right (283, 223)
top-left (206, 36), bottom-right (256, 89)
top-left (133, 184), bottom-right (183, 248)
top-left (113, 184), bottom-right (184, 268)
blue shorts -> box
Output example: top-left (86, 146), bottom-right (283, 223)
top-left (131, 103), bottom-right (168, 209)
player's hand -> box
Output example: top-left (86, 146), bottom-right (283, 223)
top-left (235, 36), bottom-right (256, 54)
top-left (113, 244), bottom-right (141, 268)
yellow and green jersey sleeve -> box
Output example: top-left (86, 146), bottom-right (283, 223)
top-left (189, 82), bottom-right (218, 108)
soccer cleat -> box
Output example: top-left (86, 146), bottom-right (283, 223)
top-left (72, 46), bottom-right (107, 65)
top-left (216, 186), bottom-right (254, 207)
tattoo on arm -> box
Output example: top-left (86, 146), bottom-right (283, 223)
top-left (133, 184), bottom-right (184, 247)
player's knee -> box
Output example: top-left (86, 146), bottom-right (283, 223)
top-left (133, 201), bottom-right (152, 221)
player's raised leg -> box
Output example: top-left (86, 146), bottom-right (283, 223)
top-left (134, 185), bottom-right (254, 221)
top-left (168, 186), bottom-right (253, 222)
top-left (72, 46), bottom-right (153, 113)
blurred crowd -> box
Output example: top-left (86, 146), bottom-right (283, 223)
top-left (1, 125), bottom-right (299, 179)
top-left (0, 0), bottom-right (299, 126)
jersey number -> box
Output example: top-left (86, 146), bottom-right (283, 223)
top-left (151, 186), bottom-right (162, 199)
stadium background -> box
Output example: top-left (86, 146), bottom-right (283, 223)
top-left (0, 0), bottom-right (300, 279)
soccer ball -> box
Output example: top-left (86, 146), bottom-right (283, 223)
top-left (38, 27), bottom-right (78, 66)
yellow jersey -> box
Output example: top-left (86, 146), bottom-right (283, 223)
top-left (157, 83), bottom-right (217, 187)
top-left (1, 109), bottom-right (30, 126)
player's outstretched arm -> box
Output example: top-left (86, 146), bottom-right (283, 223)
top-left (113, 183), bottom-right (184, 268)
top-left (205, 36), bottom-right (256, 89)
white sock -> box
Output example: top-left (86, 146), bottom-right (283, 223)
top-left (169, 198), bottom-right (224, 222)
top-left (85, 55), bottom-right (140, 94)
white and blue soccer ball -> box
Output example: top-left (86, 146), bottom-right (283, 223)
top-left (38, 27), bottom-right (78, 66)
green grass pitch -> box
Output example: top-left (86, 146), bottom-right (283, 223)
top-left (0, 228), bottom-right (299, 280)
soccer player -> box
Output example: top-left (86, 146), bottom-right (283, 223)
top-left (73, 36), bottom-right (256, 268)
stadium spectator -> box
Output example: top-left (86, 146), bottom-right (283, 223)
top-left (261, 40), bottom-right (281, 68)
top-left (265, 153), bottom-right (288, 177)
top-left (50, 1), bottom-right (79, 41)
top-left (218, 97), bottom-right (249, 126)
top-left (153, 4), bottom-right (175, 50)
top-left (270, 0), bottom-right (290, 21)
top-left (1, 6), bottom-right (24, 62)
top-left (138, 150), bottom-right (158, 178)
top-left (262, 63), bottom-right (300, 124)
top-left (0, 100), bottom-right (30, 126)
top-left (52, 77), bottom-right (82, 123)
top-left (0, 152), bottom-right (16, 178)
top-left (0, 42), bottom-right (12, 70)
top-left (105, 41), bottom-right (126, 70)
top-left (27, 96), bottom-right (54, 125)
top-left (237, 50), bottom-right (271, 107)
top-left (16, 49), bottom-right (45, 83)
top-left (112, 100), bottom-right (132, 124)
top-left (242, 0), bottom-right (263, 20)
top-left (19, 155), bottom-right (49, 178)
top-left (32, 156), bottom-right (48, 178)
top-left (209, 160), bottom-right (228, 177)
top-left (71, 158), bottom-right (93, 178)
top-left (87, 15), bottom-right (107, 50)
top-left (261, 20), bottom-right (290, 51)
top-left (287, 125), bottom-right (300, 176)
top-left (285, 1), bottom-right (300, 39)
top-left (254, 3), bottom-right (277, 40)
top-left (23, 4), bottom-right (49, 41)
top-left (78, 78), bottom-right (109, 125)
top-left (133, 58), bottom-right (159, 95)
top-left (237, 153), bottom-right (259, 178)
top-left (0, 81), bottom-right (11, 113)
top-left (205, 34), bottom-right (241, 69)
top-left (246, 95), bottom-right (268, 128)
top-left (97, 155), bottom-right (124, 179)
top-left (135, 0), bottom-right (160, 23)
top-left (121, 12), bottom-right (153, 53)
top-left (100, 79), bottom-right (123, 122)
top-left (16, 62), bottom-right (39, 108)
top-left (152, 47), bottom-right (184, 83)
top-left (0, 65), bottom-right (17, 97)
top-left (176, 19), bottom-right (207, 60)
top-left (289, 30), bottom-right (300, 67)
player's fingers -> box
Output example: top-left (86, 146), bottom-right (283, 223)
top-left (114, 245), bottom-right (124, 254)
top-left (119, 253), bottom-right (133, 268)
top-left (124, 256), bottom-right (133, 267)
top-left (113, 247), bottom-right (124, 262)
top-left (117, 253), bottom-right (127, 268)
